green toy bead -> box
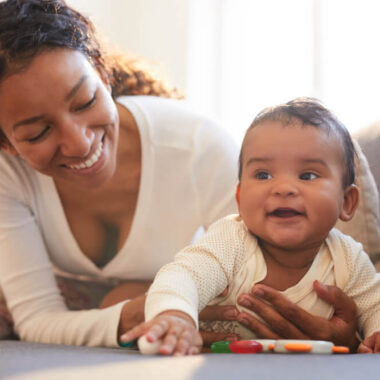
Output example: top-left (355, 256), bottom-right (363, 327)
top-left (118, 339), bottom-right (137, 348)
top-left (211, 341), bottom-right (232, 353)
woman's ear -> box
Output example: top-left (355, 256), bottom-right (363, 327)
top-left (339, 184), bottom-right (359, 222)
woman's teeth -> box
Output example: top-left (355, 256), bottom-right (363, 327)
top-left (68, 142), bottom-right (103, 170)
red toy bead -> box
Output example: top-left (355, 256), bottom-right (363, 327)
top-left (229, 340), bottom-right (263, 354)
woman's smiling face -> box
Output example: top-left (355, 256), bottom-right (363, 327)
top-left (0, 48), bottom-right (119, 188)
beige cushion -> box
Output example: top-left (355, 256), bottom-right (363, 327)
top-left (335, 138), bottom-right (380, 268)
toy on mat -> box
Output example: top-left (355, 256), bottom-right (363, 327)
top-left (274, 339), bottom-right (349, 354)
top-left (211, 339), bottom-right (349, 354)
top-left (138, 335), bottom-right (162, 355)
top-left (211, 339), bottom-right (275, 353)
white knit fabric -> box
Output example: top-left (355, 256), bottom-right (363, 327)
top-left (0, 96), bottom-right (239, 346)
top-left (146, 215), bottom-right (380, 339)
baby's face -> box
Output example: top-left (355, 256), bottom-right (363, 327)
top-left (237, 120), bottom-right (350, 252)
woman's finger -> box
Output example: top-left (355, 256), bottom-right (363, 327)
top-left (238, 294), bottom-right (308, 339)
top-left (236, 311), bottom-right (282, 340)
top-left (313, 281), bottom-right (357, 322)
top-left (247, 285), bottom-right (329, 339)
top-left (199, 330), bottom-right (239, 347)
top-left (199, 305), bottom-right (238, 321)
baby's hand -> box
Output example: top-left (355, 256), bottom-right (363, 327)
top-left (120, 310), bottom-right (202, 356)
top-left (358, 331), bottom-right (380, 353)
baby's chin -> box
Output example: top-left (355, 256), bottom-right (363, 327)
top-left (258, 234), bottom-right (324, 253)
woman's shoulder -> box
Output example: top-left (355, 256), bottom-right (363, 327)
top-left (116, 95), bottom-right (226, 139)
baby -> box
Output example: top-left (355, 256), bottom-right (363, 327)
top-left (122, 98), bottom-right (380, 355)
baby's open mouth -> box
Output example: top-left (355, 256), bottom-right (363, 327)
top-left (269, 208), bottom-right (303, 218)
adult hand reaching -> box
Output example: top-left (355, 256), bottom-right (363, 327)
top-left (236, 280), bottom-right (359, 352)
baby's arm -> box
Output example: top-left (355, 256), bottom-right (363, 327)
top-left (358, 331), bottom-right (380, 353)
top-left (120, 310), bottom-right (202, 355)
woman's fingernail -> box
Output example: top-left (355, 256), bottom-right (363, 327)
top-left (315, 280), bottom-right (328, 291)
top-left (251, 287), bottom-right (264, 297)
top-left (224, 308), bottom-right (238, 319)
top-left (239, 298), bottom-right (252, 308)
top-left (237, 317), bottom-right (249, 326)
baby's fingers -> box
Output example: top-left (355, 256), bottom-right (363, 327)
top-left (159, 323), bottom-right (185, 355)
top-left (121, 318), bottom-right (170, 344)
top-left (357, 332), bottom-right (380, 354)
top-left (120, 321), bottom-right (149, 344)
top-left (358, 342), bottom-right (373, 354)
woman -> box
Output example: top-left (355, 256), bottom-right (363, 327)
top-left (0, 0), bottom-right (361, 350)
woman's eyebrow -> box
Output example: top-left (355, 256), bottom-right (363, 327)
top-left (13, 115), bottom-right (45, 130)
top-left (64, 75), bottom-right (87, 102)
top-left (12, 75), bottom-right (88, 130)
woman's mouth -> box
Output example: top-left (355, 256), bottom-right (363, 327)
top-left (66, 142), bottom-right (103, 170)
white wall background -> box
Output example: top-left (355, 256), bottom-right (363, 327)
top-left (67, 0), bottom-right (190, 91)
top-left (67, 0), bottom-right (380, 143)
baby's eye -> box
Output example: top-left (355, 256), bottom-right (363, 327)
top-left (300, 172), bottom-right (318, 180)
top-left (255, 171), bottom-right (272, 180)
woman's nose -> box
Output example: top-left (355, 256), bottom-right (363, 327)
top-left (58, 123), bottom-right (95, 157)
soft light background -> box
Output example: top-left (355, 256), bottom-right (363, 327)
top-left (67, 0), bottom-right (380, 143)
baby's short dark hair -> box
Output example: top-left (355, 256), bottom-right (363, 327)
top-left (238, 97), bottom-right (356, 188)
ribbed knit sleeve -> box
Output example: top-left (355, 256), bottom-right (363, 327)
top-left (145, 215), bottom-right (250, 327)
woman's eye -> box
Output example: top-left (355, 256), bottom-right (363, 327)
top-left (255, 171), bottom-right (272, 180)
top-left (75, 94), bottom-right (96, 111)
top-left (27, 126), bottom-right (50, 142)
top-left (300, 172), bottom-right (318, 180)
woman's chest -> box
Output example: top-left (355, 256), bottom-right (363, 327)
top-left (62, 192), bottom-right (138, 267)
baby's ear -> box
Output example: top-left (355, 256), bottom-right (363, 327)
top-left (339, 184), bottom-right (359, 222)
top-left (235, 183), bottom-right (241, 208)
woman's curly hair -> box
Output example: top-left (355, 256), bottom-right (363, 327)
top-left (0, 0), bottom-right (182, 147)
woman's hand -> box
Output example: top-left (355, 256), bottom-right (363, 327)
top-left (236, 280), bottom-right (359, 352)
